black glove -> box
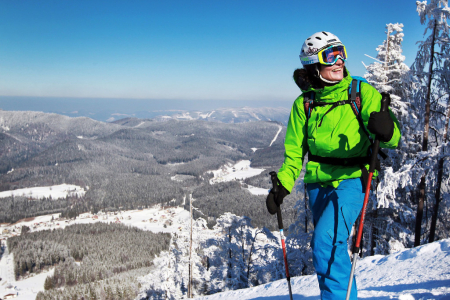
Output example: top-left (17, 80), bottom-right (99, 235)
top-left (266, 175), bottom-right (289, 215)
top-left (368, 110), bottom-right (394, 142)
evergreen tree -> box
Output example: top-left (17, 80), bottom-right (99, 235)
top-left (364, 23), bottom-right (410, 117)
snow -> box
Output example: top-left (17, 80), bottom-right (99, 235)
top-left (2, 206), bottom-right (450, 299)
top-left (269, 125), bottom-right (282, 147)
top-left (246, 184), bottom-right (270, 195)
top-left (208, 160), bottom-right (265, 185)
top-left (0, 240), bottom-right (55, 300)
top-left (199, 111), bottom-right (215, 118)
top-left (196, 239), bottom-right (450, 300)
top-left (0, 184), bottom-right (86, 200)
top-left (0, 205), bottom-right (190, 238)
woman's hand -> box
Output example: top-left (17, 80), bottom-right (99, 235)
top-left (266, 174), bottom-right (289, 215)
top-left (368, 111), bottom-right (394, 142)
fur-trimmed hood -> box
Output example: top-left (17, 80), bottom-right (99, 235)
top-left (293, 66), bottom-right (349, 92)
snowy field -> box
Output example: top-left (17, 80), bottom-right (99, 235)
top-left (209, 160), bottom-right (265, 184)
top-left (0, 184), bottom-right (86, 200)
top-left (208, 160), bottom-right (268, 195)
top-left (0, 241), bottom-right (54, 300)
top-left (196, 239), bottom-right (450, 300)
top-left (0, 204), bottom-right (190, 237)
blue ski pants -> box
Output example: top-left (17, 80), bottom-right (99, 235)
top-left (307, 178), bottom-right (365, 300)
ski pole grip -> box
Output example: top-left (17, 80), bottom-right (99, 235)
top-left (380, 92), bottom-right (391, 113)
top-left (277, 208), bottom-right (283, 230)
top-left (270, 171), bottom-right (279, 194)
top-left (369, 93), bottom-right (391, 172)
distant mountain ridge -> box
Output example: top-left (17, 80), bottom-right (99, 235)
top-left (109, 106), bottom-right (290, 126)
top-left (150, 107), bottom-right (290, 125)
top-left (0, 96), bottom-right (292, 124)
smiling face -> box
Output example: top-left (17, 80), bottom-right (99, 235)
top-left (319, 59), bottom-right (345, 82)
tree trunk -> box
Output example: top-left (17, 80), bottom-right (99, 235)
top-left (385, 27), bottom-right (390, 84)
top-left (371, 209), bottom-right (378, 256)
top-left (415, 20), bottom-right (437, 247)
top-left (429, 157), bottom-right (444, 242)
top-left (415, 177), bottom-right (426, 246)
top-left (429, 97), bottom-right (450, 243)
top-left (188, 194), bottom-right (193, 298)
top-left (247, 232), bottom-right (262, 285)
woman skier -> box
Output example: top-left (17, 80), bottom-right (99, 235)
top-left (267, 31), bottom-right (401, 299)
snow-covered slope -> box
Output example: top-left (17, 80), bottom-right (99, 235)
top-left (196, 239), bottom-right (450, 300)
top-left (152, 107), bottom-right (289, 125)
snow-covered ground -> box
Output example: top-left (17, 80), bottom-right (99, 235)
top-left (196, 239), bottom-right (450, 300)
top-left (0, 184), bottom-right (86, 200)
top-left (2, 205), bottom-right (450, 300)
top-left (0, 205), bottom-right (191, 299)
top-left (0, 240), bottom-right (54, 300)
top-left (208, 160), bottom-right (268, 195)
top-left (246, 184), bottom-right (270, 195)
top-left (0, 205), bottom-right (190, 238)
top-left (209, 160), bottom-right (265, 184)
top-left (269, 125), bottom-right (282, 147)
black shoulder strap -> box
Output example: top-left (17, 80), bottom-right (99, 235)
top-left (303, 91), bottom-right (315, 119)
top-left (349, 79), bottom-right (387, 160)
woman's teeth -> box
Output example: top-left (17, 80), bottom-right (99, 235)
top-left (332, 68), bottom-right (342, 72)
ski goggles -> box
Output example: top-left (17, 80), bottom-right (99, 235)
top-left (300, 44), bottom-right (347, 66)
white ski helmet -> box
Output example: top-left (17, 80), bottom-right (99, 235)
top-left (300, 31), bottom-right (344, 66)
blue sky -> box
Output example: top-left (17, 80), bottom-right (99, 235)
top-left (0, 0), bottom-right (425, 103)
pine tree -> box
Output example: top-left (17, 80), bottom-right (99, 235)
top-left (364, 23), bottom-right (410, 117)
top-left (44, 276), bottom-right (54, 290)
top-left (363, 23), bottom-right (412, 256)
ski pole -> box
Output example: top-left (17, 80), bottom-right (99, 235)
top-left (345, 93), bottom-right (391, 300)
top-left (270, 172), bottom-right (294, 300)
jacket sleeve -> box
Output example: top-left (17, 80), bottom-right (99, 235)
top-left (360, 83), bottom-right (401, 149)
top-left (277, 97), bottom-right (308, 193)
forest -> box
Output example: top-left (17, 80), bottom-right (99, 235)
top-left (7, 223), bottom-right (171, 300)
top-left (0, 112), bottom-right (288, 229)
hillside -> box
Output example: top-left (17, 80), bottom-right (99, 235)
top-left (195, 239), bottom-right (450, 300)
top-left (0, 110), bottom-right (293, 229)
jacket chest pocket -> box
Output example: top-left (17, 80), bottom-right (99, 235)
top-left (307, 106), bottom-right (355, 153)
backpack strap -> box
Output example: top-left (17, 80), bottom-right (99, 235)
top-left (303, 77), bottom-right (387, 188)
top-left (303, 91), bottom-right (315, 119)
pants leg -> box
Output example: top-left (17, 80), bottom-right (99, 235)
top-left (307, 178), bottom-right (365, 300)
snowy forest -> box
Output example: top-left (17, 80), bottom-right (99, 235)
top-left (0, 1), bottom-right (450, 300)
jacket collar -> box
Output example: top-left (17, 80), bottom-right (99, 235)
top-left (302, 71), bottom-right (353, 101)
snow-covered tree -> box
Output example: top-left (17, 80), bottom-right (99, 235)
top-left (286, 180), bottom-right (314, 276)
top-left (364, 23), bottom-right (410, 117)
top-left (373, 0), bottom-right (450, 253)
top-left (409, 0), bottom-right (450, 246)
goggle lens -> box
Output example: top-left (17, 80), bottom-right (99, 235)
top-left (320, 45), bottom-right (347, 65)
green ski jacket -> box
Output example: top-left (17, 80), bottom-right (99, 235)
top-left (277, 72), bottom-right (401, 192)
